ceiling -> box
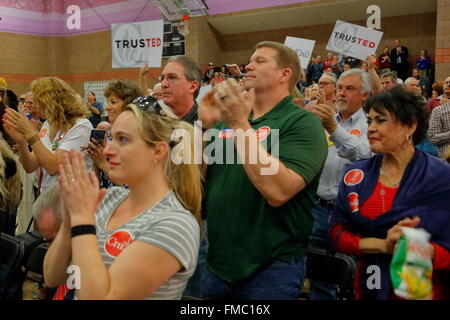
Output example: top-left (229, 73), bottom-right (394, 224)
top-left (207, 0), bottom-right (438, 35)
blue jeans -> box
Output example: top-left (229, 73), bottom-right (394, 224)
top-left (201, 256), bottom-right (306, 300)
top-left (309, 201), bottom-right (337, 300)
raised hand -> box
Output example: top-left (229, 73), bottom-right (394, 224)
top-left (2, 108), bottom-right (38, 144)
top-left (385, 216), bottom-right (421, 254)
top-left (58, 149), bottom-right (107, 227)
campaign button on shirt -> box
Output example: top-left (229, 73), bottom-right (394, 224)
top-left (344, 169), bottom-right (364, 186)
top-left (219, 128), bottom-right (234, 139)
top-left (255, 126), bottom-right (271, 141)
top-left (349, 129), bottom-right (361, 137)
top-left (105, 230), bottom-right (133, 258)
top-left (347, 192), bottom-right (360, 212)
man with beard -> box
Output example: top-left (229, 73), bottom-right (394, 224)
top-left (308, 68), bottom-right (372, 299)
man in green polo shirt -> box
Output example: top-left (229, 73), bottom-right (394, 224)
top-left (199, 41), bottom-right (328, 299)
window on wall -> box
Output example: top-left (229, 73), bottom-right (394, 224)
top-left (84, 81), bottom-right (110, 116)
top-left (162, 22), bottom-right (186, 57)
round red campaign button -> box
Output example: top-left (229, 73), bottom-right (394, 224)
top-left (104, 230), bottom-right (133, 258)
top-left (255, 126), bottom-right (271, 141)
top-left (344, 169), bottom-right (364, 186)
top-left (349, 129), bottom-right (361, 137)
top-left (219, 129), bottom-right (234, 139)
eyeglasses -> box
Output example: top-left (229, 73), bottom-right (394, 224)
top-left (318, 81), bottom-right (333, 86)
top-left (132, 96), bottom-right (167, 116)
top-left (445, 81), bottom-right (450, 85)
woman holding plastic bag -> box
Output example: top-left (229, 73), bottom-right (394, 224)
top-left (330, 87), bottom-right (450, 300)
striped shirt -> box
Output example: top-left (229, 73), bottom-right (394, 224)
top-left (93, 187), bottom-right (200, 300)
top-left (428, 102), bottom-right (450, 159)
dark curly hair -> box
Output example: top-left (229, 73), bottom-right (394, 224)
top-left (363, 86), bottom-right (428, 145)
top-left (104, 79), bottom-right (143, 111)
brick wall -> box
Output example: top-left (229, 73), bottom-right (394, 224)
top-left (435, 0), bottom-right (450, 81)
top-left (0, 10), bottom-right (438, 96)
top-left (220, 12), bottom-right (437, 71)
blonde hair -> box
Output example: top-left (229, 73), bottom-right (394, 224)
top-left (0, 136), bottom-right (21, 210)
top-left (125, 104), bottom-right (203, 228)
top-left (32, 77), bottom-right (90, 132)
top-left (291, 86), bottom-right (305, 108)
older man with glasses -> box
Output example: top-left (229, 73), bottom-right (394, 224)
top-left (159, 55), bottom-right (202, 125)
top-left (305, 72), bottom-right (337, 112)
top-left (307, 68), bottom-right (373, 300)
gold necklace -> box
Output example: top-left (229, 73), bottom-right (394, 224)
top-left (379, 160), bottom-right (402, 187)
top-left (379, 184), bottom-right (386, 213)
top-left (379, 168), bottom-right (401, 187)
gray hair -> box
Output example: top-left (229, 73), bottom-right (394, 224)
top-left (32, 184), bottom-right (62, 224)
top-left (404, 77), bottom-right (418, 86)
top-left (338, 68), bottom-right (372, 94)
top-left (167, 56), bottom-right (202, 99)
top-left (320, 72), bottom-right (338, 85)
top-left (380, 71), bottom-right (398, 82)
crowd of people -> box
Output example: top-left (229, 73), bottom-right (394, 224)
top-left (0, 37), bottom-right (449, 301)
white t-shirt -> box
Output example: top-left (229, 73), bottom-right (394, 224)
top-left (39, 118), bottom-right (93, 192)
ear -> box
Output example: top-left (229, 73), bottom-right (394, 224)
top-left (362, 91), bottom-right (370, 102)
top-left (408, 118), bottom-right (418, 135)
top-left (280, 68), bottom-right (293, 85)
top-left (189, 80), bottom-right (200, 95)
top-left (152, 142), bottom-right (169, 162)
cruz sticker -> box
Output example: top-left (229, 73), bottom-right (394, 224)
top-left (255, 126), bottom-right (271, 141)
top-left (218, 128), bottom-right (234, 139)
top-left (344, 169), bottom-right (364, 186)
top-left (349, 129), bottom-right (361, 137)
top-left (105, 230), bottom-right (133, 258)
top-left (347, 192), bottom-right (360, 212)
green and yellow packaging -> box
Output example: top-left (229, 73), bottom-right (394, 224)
top-left (390, 227), bottom-right (433, 300)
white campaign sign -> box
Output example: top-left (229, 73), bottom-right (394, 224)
top-left (112, 20), bottom-right (164, 68)
top-left (198, 84), bottom-right (212, 102)
top-left (284, 36), bottom-right (316, 69)
top-left (326, 20), bottom-right (383, 60)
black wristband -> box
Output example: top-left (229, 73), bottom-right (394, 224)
top-left (71, 225), bottom-right (96, 238)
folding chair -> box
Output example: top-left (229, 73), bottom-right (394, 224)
top-left (0, 232), bottom-right (26, 300)
top-left (305, 247), bottom-right (356, 300)
top-left (25, 242), bottom-right (48, 277)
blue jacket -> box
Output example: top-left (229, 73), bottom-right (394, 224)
top-left (331, 150), bottom-right (450, 299)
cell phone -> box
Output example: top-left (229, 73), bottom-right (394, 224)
top-left (90, 129), bottom-right (106, 144)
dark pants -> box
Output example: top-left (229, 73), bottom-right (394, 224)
top-left (201, 257), bottom-right (306, 300)
top-left (309, 200), bottom-right (337, 300)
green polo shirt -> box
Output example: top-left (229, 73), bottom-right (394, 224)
top-left (204, 96), bottom-right (328, 284)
